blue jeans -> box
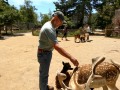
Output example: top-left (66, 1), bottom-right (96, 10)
top-left (37, 51), bottom-right (52, 90)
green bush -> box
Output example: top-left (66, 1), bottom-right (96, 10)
top-left (74, 29), bottom-right (80, 35)
top-left (74, 27), bottom-right (83, 35)
top-left (32, 30), bottom-right (39, 36)
top-left (14, 30), bottom-right (31, 33)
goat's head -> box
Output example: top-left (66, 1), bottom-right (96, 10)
top-left (55, 61), bottom-right (73, 89)
top-left (61, 61), bottom-right (73, 73)
top-left (58, 57), bottom-right (105, 90)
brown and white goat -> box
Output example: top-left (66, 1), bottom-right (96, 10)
top-left (55, 61), bottom-right (73, 89)
top-left (57, 56), bottom-right (105, 90)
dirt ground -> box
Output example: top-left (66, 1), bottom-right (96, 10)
top-left (0, 32), bottom-right (120, 90)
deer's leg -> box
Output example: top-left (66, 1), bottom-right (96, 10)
top-left (102, 85), bottom-right (108, 90)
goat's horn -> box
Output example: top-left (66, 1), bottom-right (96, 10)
top-left (92, 57), bottom-right (105, 74)
top-left (85, 56), bottom-right (105, 89)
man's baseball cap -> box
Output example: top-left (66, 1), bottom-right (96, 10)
top-left (53, 11), bottom-right (66, 23)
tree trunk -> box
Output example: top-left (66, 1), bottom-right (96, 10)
top-left (27, 22), bottom-right (30, 30)
top-left (0, 27), bottom-right (1, 38)
top-left (88, 6), bottom-right (92, 27)
top-left (10, 25), bottom-right (13, 34)
top-left (4, 26), bottom-right (8, 34)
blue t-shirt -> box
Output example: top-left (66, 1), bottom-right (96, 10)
top-left (38, 21), bottom-right (58, 51)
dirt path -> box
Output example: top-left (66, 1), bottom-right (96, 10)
top-left (0, 32), bottom-right (120, 90)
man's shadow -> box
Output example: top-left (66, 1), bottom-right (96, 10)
top-left (86, 40), bottom-right (93, 42)
top-left (75, 40), bottom-right (93, 43)
top-left (0, 36), bottom-right (5, 40)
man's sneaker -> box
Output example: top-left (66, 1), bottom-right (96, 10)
top-left (47, 85), bottom-right (54, 90)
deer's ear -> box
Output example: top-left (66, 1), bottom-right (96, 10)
top-left (62, 61), bottom-right (64, 65)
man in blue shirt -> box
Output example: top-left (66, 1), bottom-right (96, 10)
top-left (37, 11), bottom-right (79, 90)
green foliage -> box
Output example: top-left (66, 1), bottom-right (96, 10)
top-left (32, 30), bottom-right (39, 36)
top-left (39, 10), bottom-right (52, 26)
top-left (54, 0), bottom-right (120, 29)
top-left (19, 0), bottom-right (38, 30)
top-left (74, 27), bottom-right (83, 35)
top-left (0, 0), bottom-right (20, 31)
top-left (13, 29), bottom-right (32, 33)
top-left (94, 0), bottom-right (120, 29)
top-left (67, 21), bottom-right (76, 28)
top-left (40, 14), bottom-right (50, 26)
top-left (32, 29), bottom-right (77, 37)
top-left (74, 29), bottom-right (80, 35)
top-left (54, 0), bottom-right (93, 28)
top-left (20, 0), bottom-right (37, 22)
top-left (1, 0), bottom-right (120, 34)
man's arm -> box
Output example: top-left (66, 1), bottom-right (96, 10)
top-left (54, 43), bottom-right (79, 66)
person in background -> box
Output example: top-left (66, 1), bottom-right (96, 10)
top-left (84, 24), bottom-right (91, 41)
top-left (37, 11), bottom-right (79, 90)
top-left (61, 25), bottom-right (68, 41)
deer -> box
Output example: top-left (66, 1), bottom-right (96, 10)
top-left (57, 56), bottom-right (105, 90)
top-left (57, 57), bottom-right (120, 90)
top-left (77, 57), bottom-right (120, 90)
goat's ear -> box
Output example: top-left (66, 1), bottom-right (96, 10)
top-left (62, 61), bottom-right (65, 65)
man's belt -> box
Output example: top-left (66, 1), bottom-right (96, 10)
top-left (38, 48), bottom-right (50, 53)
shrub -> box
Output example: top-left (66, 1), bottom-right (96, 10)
top-left (74, 27), bottom-right (83, 35)
top-left (32, 30), bottom-right (39, 36)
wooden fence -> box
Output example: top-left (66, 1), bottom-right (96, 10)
top-left (105, 29), bottom-right (120, 37)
